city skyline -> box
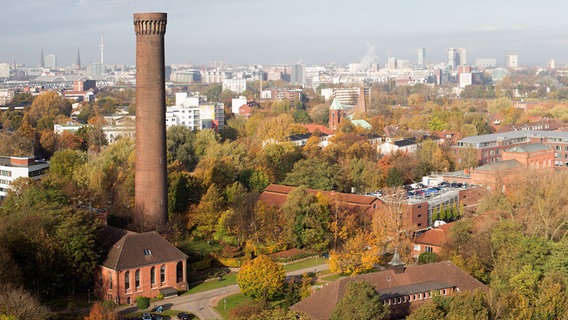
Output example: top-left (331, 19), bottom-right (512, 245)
top-left (2, 0), bottom-right (568, 67)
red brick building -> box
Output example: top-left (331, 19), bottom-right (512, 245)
top-left (259, 184), bottom-right (428, 231)
top-left (291, 260), bottom-right (487, 319)
top-left (468, 143), bottom-right (554, 190)
top-left (454, 130), bottom-right (568, 167)
top-left (412, 222), bottom-right (454, 258)
top-left (94, 230), bottom-right (188, 305)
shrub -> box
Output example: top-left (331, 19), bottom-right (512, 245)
top-left (228, 302), bottom-right (263, 320)
top-left (135, 296), bottom-right (150, 310)
top-left (156, 292), bottom-right (164, 300)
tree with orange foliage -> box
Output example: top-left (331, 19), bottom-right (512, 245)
top-left (84, 301), bottom-right (118, 320)
top-left (372, 188), bottom-right (416, 262)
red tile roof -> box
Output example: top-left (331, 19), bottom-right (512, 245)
top-left (103, 231), bottom-right (188, 271)
top-left (413, 223), bottom-right (454, 247)
top-left (303, 124), bottom-right (335, 135)
top-left (258, 184), bottom-right (378, 209)
top-left (291, 260), bottom-right (487, 320)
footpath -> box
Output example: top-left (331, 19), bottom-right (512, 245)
top-left (119, 264), bottom-right (330, 320)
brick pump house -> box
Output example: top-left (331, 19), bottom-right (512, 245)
top-left (94, 230), bottom-right (188, 305)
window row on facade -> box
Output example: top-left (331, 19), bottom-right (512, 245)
top-left (382, 288), bottom-right (450, 306)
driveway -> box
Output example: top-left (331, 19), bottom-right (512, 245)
top-left (121, 263), bottom-right (330, 320)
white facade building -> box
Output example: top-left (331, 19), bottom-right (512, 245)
top-left (231, 96), bottom-right (247, 114)
top-left (506, 54), bottom-right (519, 68)
top-left (448, 48), bottom-right (467, 68)
top-left (222, 78), bottom-right (247, 94)
top-left (0, 89), bottom-right (14, 105)
top-left (0, 63), bottom-right (10, 79)
top-left (166, 93), bottom-right (225, 131)
top-left (45, 54), bottom-right (57, 69)
top-left (0, 156), bottom-right (49, 199)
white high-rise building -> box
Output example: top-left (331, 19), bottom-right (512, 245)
top-left (45, 54), bottom-right (57, 69)
top-left (387, 57), bottom-right (397, 70)
top-left (506, 55), bottom-right (518, 68)
top-left (0, 63), bottom-right (10, 79)
top-left (448, 48), bottom-right (467, 68)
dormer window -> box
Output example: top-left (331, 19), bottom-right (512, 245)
top-left (144, 249), bottom-right (152, 255)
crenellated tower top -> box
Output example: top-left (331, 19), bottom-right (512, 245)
top-left (133, 13), bottom-right (167, 36)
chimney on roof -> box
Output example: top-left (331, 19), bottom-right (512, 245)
top-left (388, 249), bottom-right (406, 274)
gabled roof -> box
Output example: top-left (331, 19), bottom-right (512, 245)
top-left (413, 222), bottom-right (454, 247)
top-left (103, 231), bottom-right (188, 271)
top-left (258, 184), bottom-right (378, 208)
top-left (329, 97), bottom-right (345, 110)
top-left (351, 119), bottom-right (372, 130)
top-left (290, 261), bottom-right (487, 320)
top-left (304, 124), bottom-right (335, 135)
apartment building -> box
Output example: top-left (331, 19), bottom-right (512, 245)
top-left (454, 130), bottom-right (568, 167)
top-left (0, 156), bottom-right (49, 199)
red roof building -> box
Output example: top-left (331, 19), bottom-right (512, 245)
top-left (94, 230), bottom-right (188, 305)
top-left (291, 260), bottom-right (487, 320)
top-left (412, 222), bottom-right (454, 258)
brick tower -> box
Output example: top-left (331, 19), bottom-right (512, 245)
top-left (133, 13), bottom-right (168, 230)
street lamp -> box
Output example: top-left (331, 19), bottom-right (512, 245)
top-left (223, 285), bottom-right (226, 310)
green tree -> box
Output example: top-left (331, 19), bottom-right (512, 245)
top-left (283, 158), bottom-right (340, 191)
top-left (187, 184), bottom-right (225, 239)
top-left (237, 255), bottom-right (285, 301)
top-left (280, 187), bottom-right (331, 250)
top-left (256, 143), bottom-right (303, 183)
top-left (47, 149), bottom-right (88, 184)
top-left (385, 167), bottom-right (404, 187)
top-left (55, 209), bottom-right (102, 294)
top-left (331, 280), bottom-right (389, 320)
top-left (168, 170), bottom-right (202, 217)
top-left (166, 125), bottom-right (197, 170)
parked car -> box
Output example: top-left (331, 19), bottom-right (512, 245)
top-left (141, 314), bottom-right (152, 320)
top-left (177, 313), bottom-right (191, 320)
top-left (438, 181), bottom-right (450, 188)
top-left (450, 182), bottom-right (463, 188)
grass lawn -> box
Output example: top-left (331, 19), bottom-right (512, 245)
top-left (213, 293), bottom-right (254, 319)
top-left (282, 257), bottom-right (329, 273)
top-left (187, 273), bottom-right (238, 294)
top-left (320, 273), bottom-right (342, 282)
top-left (186, 257), bottom-right (329, 295)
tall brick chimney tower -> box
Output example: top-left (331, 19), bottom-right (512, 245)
top-left (133, 13), bottom-right (168, 230)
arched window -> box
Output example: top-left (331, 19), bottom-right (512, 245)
top-left (176, 261), bottom-right (183, 283)
top-left (151, 266), bottom-right (156, 285)
top-left (160, 265), bottom-right (166, 283)
top-left (124, 271), bottom-right (130, 290)
top-left (109, 272), bottom-right (113, 290)
top-left (135, 269), bottom-right (140, 288)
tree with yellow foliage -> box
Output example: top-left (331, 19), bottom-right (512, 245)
top-left (329, 232), bottom-right (380, 275)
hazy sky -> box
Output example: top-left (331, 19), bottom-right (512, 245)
top-left (2, 0), bottom-right (568, 67)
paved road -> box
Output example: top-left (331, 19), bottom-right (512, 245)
top-left (124, 263), bottom-right (329, 320)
